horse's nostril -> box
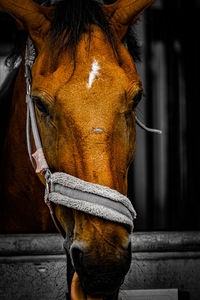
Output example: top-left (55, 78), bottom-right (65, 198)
top-left (70, 245), bottom-right (84, 270)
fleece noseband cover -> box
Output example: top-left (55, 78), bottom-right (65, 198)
top-left (46, 172), bottom-right (136, 232)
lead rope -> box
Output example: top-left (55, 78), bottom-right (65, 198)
top-left (136, 116), bottom-right (162, 134)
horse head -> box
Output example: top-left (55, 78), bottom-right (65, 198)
top-left (0, 0), bottom-right (155, 298)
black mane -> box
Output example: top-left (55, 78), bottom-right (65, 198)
top-left (7, 0), bottom-right (140, 67)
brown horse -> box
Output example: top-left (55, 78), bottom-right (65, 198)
top-left (0, 0), bottom-right (155, 299)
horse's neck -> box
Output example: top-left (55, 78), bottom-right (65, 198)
top-left (3, 64), bottom-right (34, 188)
top-left (0, 63), bottom-right (54, 233)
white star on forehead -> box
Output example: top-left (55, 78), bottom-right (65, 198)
top-left (87, 59), bottom-right (100, 89)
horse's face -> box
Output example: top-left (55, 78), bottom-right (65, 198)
top-left (31, 26), bottom-right (142, 298)
top-left (10, 0), bottom-right (155, 297)
top-left (0, 0), bottom-right (155, 297)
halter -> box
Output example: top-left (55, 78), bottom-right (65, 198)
top-left (24, 37), bottom-right (161, 237)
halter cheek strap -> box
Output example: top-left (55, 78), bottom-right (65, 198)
top-left (25, 37), bottom-right (49, 172)
top-left (25, 37), bottom-right (65, 236)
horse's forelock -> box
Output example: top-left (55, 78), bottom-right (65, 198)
top-left (6, 0), bottom-right (140, 70)
top-left (49, 0), bottom-right (117, 64)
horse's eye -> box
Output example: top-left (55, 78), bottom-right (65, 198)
top-left (133, 90), bottom-right (143, 109)
top-left (32, 97), bottom-right (49, 115)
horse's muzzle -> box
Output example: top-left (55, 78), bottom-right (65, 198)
top-left (70, 242), bottom-right (131, 297)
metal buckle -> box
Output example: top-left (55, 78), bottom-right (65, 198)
top-left (26, 82), bottom-right (31, 96)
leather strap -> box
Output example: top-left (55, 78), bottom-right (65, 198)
top-left (25, 37), bottom-right (65, 237)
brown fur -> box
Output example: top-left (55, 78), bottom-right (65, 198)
top-left (0, 0), bottom-right (155, 298)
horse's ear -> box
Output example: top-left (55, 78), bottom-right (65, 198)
top-left (103, 0), bottom-right (155, 40)
top-left (0, 0), bottom-right (54, 49)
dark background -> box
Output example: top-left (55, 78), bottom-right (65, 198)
top-left (1, 0), bottom-right (200, 231)
top-left (130, 0), bottom-right (200, 231)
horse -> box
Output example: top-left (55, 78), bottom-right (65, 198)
top-left (0, 0), bottom-right (155, 299)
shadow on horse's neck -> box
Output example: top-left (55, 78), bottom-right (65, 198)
top-left (0, 62), bottom-right (55, 233)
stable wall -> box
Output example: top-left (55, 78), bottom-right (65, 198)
top-left (0, 232), bottom-right (199, 299)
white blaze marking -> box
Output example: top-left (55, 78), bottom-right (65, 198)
top-left (87, 59), bottom-right (100, 89)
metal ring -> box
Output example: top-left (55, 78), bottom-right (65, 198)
top-left (44, 168), bottom-right (52, 183)
top-left (26, 83), bottom-right (31, 96)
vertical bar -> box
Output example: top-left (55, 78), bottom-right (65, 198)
top-left (151, 40), bottom-right (168, 228)
top-left (131, 15), bottom-right (148, 230)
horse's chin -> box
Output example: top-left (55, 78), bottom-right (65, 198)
top-left (71, 272), bottom-right (118, 300)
